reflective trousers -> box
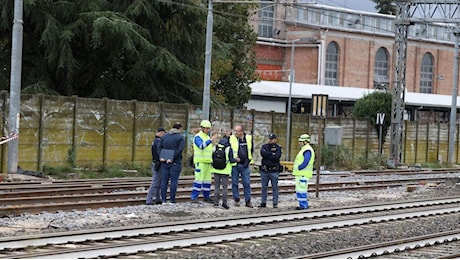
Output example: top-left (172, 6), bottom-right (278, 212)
top-left (191, 162), bottom-right (212, 200)
top-left (295, 175), bottom-right (309, 209)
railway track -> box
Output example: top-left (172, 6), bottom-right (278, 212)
top-left (0, 170), bottom-right (457, 216)
top-left (299, 230), bottom-right (460, 259)
top-left (0, 196), bottom-right (459, 259)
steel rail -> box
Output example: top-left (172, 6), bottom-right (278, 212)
top-left (297, 230), bottom-right (460, 259)
top-left (0, 177), bottom-right (449, 216)
top-left (1, 197), bottom-right (459, 259)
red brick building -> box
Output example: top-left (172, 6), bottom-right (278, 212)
top-left (250, 2), bottom-right (459, 121)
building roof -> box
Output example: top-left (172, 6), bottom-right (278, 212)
top-left (250, 81), bottom-right (459, 109)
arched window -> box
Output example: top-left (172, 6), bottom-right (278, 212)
top-left (420, 53), bottom-right (434, 93)
top-left (325, 42), bottom-right (339, 85)
top-left (374, 47), bottom-right (389, 89)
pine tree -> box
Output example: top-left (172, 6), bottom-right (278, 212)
top-left (0, 0), bottom-right (258, 107)
top-left (371, 0), bottom-right (397, 15)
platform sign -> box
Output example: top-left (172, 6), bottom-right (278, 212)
top-left (376, 113), bottom-right (385, 125)
top-left (376, 113), bottom-right (385, 155)
top-left (311, 94), bottom-right (328, 118)
top-left (311, 94), bottom-right (328, 199)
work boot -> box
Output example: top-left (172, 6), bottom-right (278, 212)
top-left (245, 200), bottom-right (253, 208)
top-left (258, 203), bottom-right (266, 208)
top-left (234, 198), bottom-right (240, 206)
top-left (273, 204), bottom-right (278, 208)
top-left (222, 204), bottom-right (229, 209)
top-left (204, 198), bottom-right (214, 203)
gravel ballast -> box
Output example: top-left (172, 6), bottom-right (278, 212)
top-left (0, 173), bottom-right (459, 258)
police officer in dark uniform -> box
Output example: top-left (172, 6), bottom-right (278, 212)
top-left (258, 133), bottom-right (282, 208)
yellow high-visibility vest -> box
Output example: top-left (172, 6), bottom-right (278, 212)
top-left (292, 143), bottom-right (315, 178)
top-left (193, 131), bottom-right (212, 163)
top-left (211, 144), bottom-right (232, 175)
top-left (229, 134), bottom-right (253, 166)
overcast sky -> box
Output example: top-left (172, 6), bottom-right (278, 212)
top-left (315, 0), bottom-right (377, 13)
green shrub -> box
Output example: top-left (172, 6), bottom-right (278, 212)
top-left (355, 152), bottom-right (385, 170)
top-left (43, 164), bottom-right (75, 179)
top-left (66, 147), bottom-right (76, 168)
top-left (320, 144), bottom-right (355, 170)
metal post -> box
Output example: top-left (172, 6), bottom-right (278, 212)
top-left (202, 0), bottom-right (213, 121)
top-left (7, 0), bottom-right (24, 174)
top-left (449, 31), bottom-right (459, 164)
top-left (378, 124), bottom-right (383, 155)
top-left (315, 117), bottom-right (322, 198)
top-left (286, 40), bottom-right (296, 161)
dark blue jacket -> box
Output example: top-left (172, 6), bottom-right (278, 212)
top-left (157, 129), bottom-right (185, 164)
top-left (151, 135), bottom-right (162, 164)
top-left (260, 142), bottom-right (282, 168)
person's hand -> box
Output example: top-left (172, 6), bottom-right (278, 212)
top-left (166, 159), bottom-right (172, 164)
top-left (211, 132), bottom-right (218, 141)
top-left (236, 157), bottom-right (241, 162)
top-left (160, 158), bottom-right (166, 162)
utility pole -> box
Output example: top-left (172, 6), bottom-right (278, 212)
top-left (8, 0), bottom-right (24, 174)
top-left (202, 0), bottom-right (213, 121)
top-left (285, 39), bottom-right (298, 161)
top-left (449, 29), bottom-right (459, 164)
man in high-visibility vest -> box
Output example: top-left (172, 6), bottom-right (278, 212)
top-left (229, 125), bottom-right (254, 208)
top-left (191, 120), bottom-right (218, 203)
top-left (292, 134), bottom-right (315, 210)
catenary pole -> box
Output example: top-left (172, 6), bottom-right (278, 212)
top-left (8, 0), bottom-right (24, 174)
top-left (449, 30), bottom-right (459, 164)
top-left (285, 40), bottom-right (296, 161)
top-left (202, 0), bottom-right (213, 121)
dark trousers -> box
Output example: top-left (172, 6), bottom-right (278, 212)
top-left (146, 163), bottom-right (162, 204)
top-left (160, 162), bottom-right (182, 203)
top-left (213, 173), bottom-right (229, 206)
top-left (260, 170), bottom-right (279, 205)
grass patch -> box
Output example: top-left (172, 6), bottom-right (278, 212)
top-left (42, 161), bottom-right (198, 180)
top-left (43, 162), bottom-right (152, 179)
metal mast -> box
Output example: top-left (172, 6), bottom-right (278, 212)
top-left (8, 0), bottom-right (24, 174)
top-left (202, 0), bottom-right (213, 121)
top-left (390, 0), bottom-right (460, 165)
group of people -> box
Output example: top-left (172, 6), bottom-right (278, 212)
top-left (146, 123), bottom-right (185, 205)
top-left (146, 120), bottom-right (316, 210)
top-left (190, 121), bottom-right (255, 209)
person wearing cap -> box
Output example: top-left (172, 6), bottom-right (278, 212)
top-left (146, 127), bottom-right (166, 205)
top-left (191, 120), bottom-right (218, 203)
top-left (258, 133), bottom-right (282, 208)
top-left (157, 123), bottom-right (185, 203)
top-left (293, 134), bottom-right (315, 210)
